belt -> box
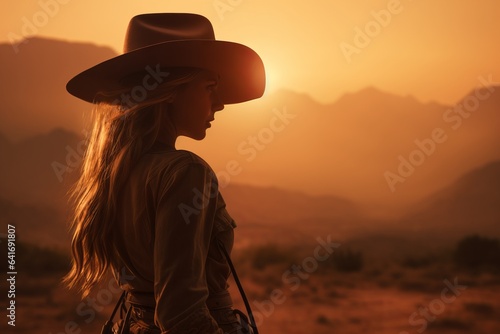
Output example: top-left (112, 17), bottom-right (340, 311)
top-left (129, 291), bottom-right (237, 333)
top-left (131, 306), bottom-right (243, 331)
top-left (131, 304), bottom-right (156, 323)
top-left (206, 290), bottom-right (233, 310)
top-left (126, 289), bottom-right (233, 311)
top-left (126, 291), bottom-right (156, 309)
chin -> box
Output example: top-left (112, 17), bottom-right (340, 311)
top-left (188, 132), bottom-right (206, 141)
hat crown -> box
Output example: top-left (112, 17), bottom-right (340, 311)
top-left (124, 13), bottom-right (216, 53)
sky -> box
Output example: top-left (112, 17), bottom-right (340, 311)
top-left (2, 0), bottom-right (500, 105)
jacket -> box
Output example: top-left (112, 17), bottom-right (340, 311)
top-left (112, 142), bottom-right (237, 333)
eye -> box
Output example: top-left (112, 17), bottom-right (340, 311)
top-left (207, 81), bottom-right (218, 92)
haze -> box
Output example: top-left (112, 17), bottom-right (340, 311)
top-left (2, 0), bottom-right (500, 104)
top-left (1, 1), bottom-right (499, 215)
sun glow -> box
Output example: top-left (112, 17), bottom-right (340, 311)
top-left (263, 65), bottom-right (279, 96)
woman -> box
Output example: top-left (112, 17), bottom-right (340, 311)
top-left (63, 13), bottom-right (265, 334)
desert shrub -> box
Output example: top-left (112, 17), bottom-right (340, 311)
top-left (250, 244), bottom-right (297, 270)
top-left (1, 236), bottom-right (70, 275)
top-left (316, 315), bottom-right (331, 325)
top-left (17, 242), bottom-right (70, 274)
top-left (348, 317), bottom-right (362, 324)
top-left (464, 302), bottom-right (495, 315)
top-left (390, 271), bottom-right (404, 280)
top-left (398, 279), bottom-right (434, 293)
top-left (250, 272), bottom-right (284, 292)
top-left (326, 290), bottom-right (346, 299)
top-left (454, 235), bottom-right (500, 271)
top-left (427, 317), bottom-right (473, 330)
top-left (365, 268), bottom-right (382, 278)
top-left (330, 249), bottom-right (363, 272)
top-left (402, 256), bottom-right (433, 268)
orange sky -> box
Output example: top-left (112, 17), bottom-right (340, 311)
top-left (2, 0), bottom-right (500, 105)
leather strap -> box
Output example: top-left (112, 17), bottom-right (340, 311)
top-left (216, 239), bottom-right (259, 334)
top-left (101, 291), bottom-right (132, 334)
top-left (101, 291), bottom-right (126, 334)
top-left (126, 291), bottom-right (156, 309)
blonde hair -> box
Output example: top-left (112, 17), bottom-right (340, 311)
top-left (64, 67), bottom-right (203, 297)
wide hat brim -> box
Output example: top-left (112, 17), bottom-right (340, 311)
top-left (66, 39), bottom-right (266, 105)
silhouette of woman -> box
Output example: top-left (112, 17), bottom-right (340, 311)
top-left (63, 13), bottom-right (265, 334)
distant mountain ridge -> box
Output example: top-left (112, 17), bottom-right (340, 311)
top-left (400, 160), bottom-right (500, 239)
top-left (1, 37), bottom-right (500, 210)
top-left (332, 86), bottom-right (428, 109)
top-left (203, 84), bottom-right (500, 206)
top-left (0, 127), bottom-right (81, 207)
top-left (0, 196), bottom-right (68, 248)
top-left (0, 37), bottom-right (117, 141)
top-left (0, 126), bottom-right (498, 249)
top-left (339, 160), bottom-right (500, 258)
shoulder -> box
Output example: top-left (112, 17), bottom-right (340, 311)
top-left (144, 149), bottom-right (216, 185)
top-left (151, 149), bottom-right (212, 172)
top-left (174, 150), bottom-right (212, 170)
top-left (144, 150), bottom-right (219, 209)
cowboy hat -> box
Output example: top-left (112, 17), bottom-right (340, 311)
top-left (66, 13), bottom-right (266, 104)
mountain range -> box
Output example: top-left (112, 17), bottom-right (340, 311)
top-left (400, 160), bottom-right (500, 239)
top-left (0, 125), bottom-right (498, 249)
top-left (2, 37), bottom-right (500, 207)
top-left (0, 37), bottom-right (116, 141)
top-left (0, 37), bottom-right (498, 250)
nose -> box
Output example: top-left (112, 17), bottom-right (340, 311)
top-left (212, 91), bottom-right (224, 112)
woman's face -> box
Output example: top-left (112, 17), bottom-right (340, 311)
top-left (169, 69), bottom-right (224, 140)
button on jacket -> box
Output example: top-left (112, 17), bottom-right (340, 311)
top-left (112, 144), bottom-right (237, 333)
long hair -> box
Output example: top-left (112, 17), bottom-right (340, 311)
top-left (63, 67), bottom-right (203, 297)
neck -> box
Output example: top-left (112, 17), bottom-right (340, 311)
top-left (156, 132), bottom-right (176, 149)
top-left (155, 119), bottom-right (178, 149)
top-left (156, 104), bottom-right (179, 149)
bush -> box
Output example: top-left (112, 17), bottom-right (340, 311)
top-left (402, 256), bottom-right (433, 268)
top-left (427, 317), bottom-right (473, 330)
top-left (316, 315), bottom-right (332, 326)
top-left (250, 244), bottom-right (297, 270)
top-left (18, 242), bottom-right (71, 274)
top-left (330, 249), bottom-right (363, 272)
top-left (0, 236), bottom-right (70, 275)
top-left (464, 302), bottom-right (495, 315)
top-left (454, 235), bottom-right (500, 271)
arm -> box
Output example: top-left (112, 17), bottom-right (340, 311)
top-left (153, 161), bottom-right (223, 334)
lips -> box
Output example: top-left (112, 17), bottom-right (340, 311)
top-left (206, 118), bottom-right (214, 128)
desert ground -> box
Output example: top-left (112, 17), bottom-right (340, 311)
top-left (2, 236), bottom-right (499, 334)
